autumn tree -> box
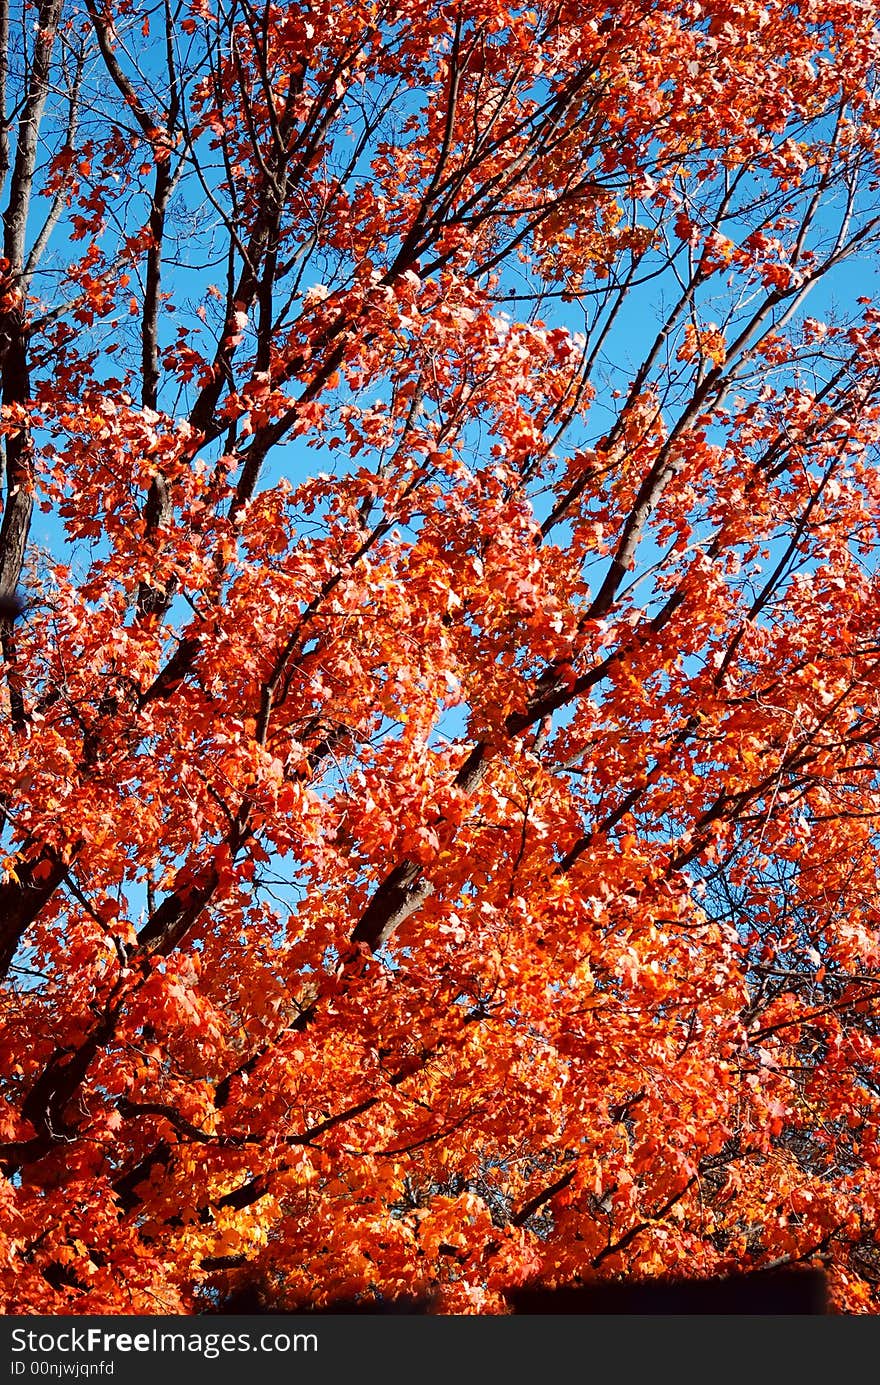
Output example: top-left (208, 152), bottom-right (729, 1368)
top-left (1, 0), bottom-right (880, 1314)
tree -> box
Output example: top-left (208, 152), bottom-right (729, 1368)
top-left (1, 0), bottom-right (880, 1314)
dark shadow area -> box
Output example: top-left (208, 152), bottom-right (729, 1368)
top-left (507, 1267), bottom-right (828, 1314)
top-left (211, 1266), bottom-right (827, 1315)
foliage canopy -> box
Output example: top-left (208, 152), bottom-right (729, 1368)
top-left (2, 0), bottom-right (880, 1313)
